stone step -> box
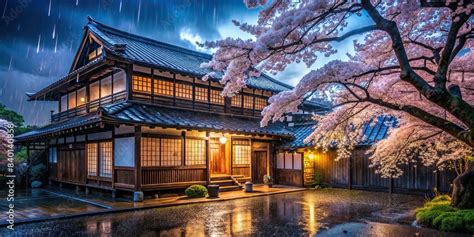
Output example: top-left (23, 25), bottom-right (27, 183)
top-left (210, 179), bottom-right (235, 186)
top-left (219, 185), bottom-right (242, 192)
top-left (210, 175), bottom-right (232, 181)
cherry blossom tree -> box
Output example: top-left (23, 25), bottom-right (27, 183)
top-left (0, 119), bottom-right (14, 160)
top-left (202, 0), bottom-right (473, 203)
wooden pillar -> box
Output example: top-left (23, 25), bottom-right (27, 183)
top-left (205, 131), bottom-right (210, 185)
top-left (126, 64), bottom-right (133, 100)
top-left (435, 169), bottom-right (440, 192)
top-left (26, 144), bottom-right (30, 189)
top-left (134, 126), bottom-right (142, 191)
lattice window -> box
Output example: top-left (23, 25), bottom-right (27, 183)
top-left (210, 89), bottom-right (224, 105)
top-left (132, 75), bottom-right (152, 93)
top-left (185, 139), bottom-right (206, 165)
top-left (232, 139), bottom-right (251, 165)
top-left (99, 142), bottom-right (113, 178)
top-left (243, 95), bottom-right (254, 109)
top-left (141, 137), bottom-right (160, 166)
top-left (175, 83), bottom-right (193, 99)
top-left (154, 79), bottom-right (174, 96)
top-left (87, 143), bottom-right (98, 176)
top-left (255, 97), bottom-right (267, 110)
top-left (231, 95), bottom-right (242, 107)
top-left (195, 86), bottom-right (208, 102)
top-left (161, 138), bottom-right (182, 166)
top-left (48, 147), bottom-right (57, 164)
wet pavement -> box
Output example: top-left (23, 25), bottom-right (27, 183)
top-left (1, 189), bottom-right (469, 236)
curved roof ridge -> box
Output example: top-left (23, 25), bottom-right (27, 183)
top-left (87, 16), bottom-right (212, 60)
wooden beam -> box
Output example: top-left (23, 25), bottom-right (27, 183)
top-left (205, 131), bottom-right (210, 185)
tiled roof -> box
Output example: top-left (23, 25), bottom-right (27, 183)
top-left (87, 17), bottom-right (292, 92)
top-left (100, 101), bottom-right (293, 137)
top-left (15, 113), bottom-right (101, 142)
top-left (280, 116), bottom-right (396, 150)
top-left (359, 116), bottom-right (396, 145)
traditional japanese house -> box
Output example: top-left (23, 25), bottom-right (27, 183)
top-left (16, 17), bottom-right (329, 200)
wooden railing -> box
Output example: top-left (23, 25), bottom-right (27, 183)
top-left (141, 167), bottom-right (206, 185)
top-left (51, 91), bottom-right (127, 122)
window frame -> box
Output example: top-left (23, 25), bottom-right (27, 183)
top-left (140, 136), bottom-right (184, 167)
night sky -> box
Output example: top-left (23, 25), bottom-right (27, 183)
top-left (0, 0), bottom-right (370, 126)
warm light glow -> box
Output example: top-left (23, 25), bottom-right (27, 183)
top-left (308, 153), bottom-right (315, 159)
top-left (219, 136), bottom-right (227, 144)
top-left (80, 97), bottom-right (85, 102)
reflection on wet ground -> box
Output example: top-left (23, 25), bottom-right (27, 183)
top-left (1, 189), bottom-right (469, 236)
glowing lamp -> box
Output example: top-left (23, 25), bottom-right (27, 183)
top-left (80, 97), bottom-right (86, 102)
top-left (308, 153), bottom-right (315, 159)
top-left (219, 136), bottom-right (227, 144)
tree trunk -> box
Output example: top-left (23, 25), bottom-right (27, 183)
top-left (452, 168), bottom-right (474, 209)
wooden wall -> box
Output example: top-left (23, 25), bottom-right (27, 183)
top-left (307, 147), bottom-right (456, 194)
top-left (56, 144), bottom-right (86, 184)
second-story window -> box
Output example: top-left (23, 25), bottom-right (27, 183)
top-left (175, 83), bottom-right (193, 99)
top-left (255, 97), bottom-right (267, 110)
top-left (231, 95), bottom-right (242, 107)
top-left (195, 86), bottom-right (207, 102)
top-left (113, 71), bottom-right (126, 93)
top-left (100, 76), bottom-right (112, 98)
top-left (210, 89), bottom-right (224, 105)
top-left (243, 95), bottom-right (253, 109)
top-left (77, 88), bottom-right (86, 106)
top-left (68, 91), bottom-right (76, 109)
top-left (90, 81), bottom-right (100, 101)
top-left (132, 76), bottom-right (151, 93)
top-left (154, 79), bottom-right (173, 96)
top-left (61, 95), bottom-right (68, 112)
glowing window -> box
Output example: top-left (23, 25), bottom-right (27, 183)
top-left (132, 76), bottom-right (152, 93)
top-left (232, 139), bottom-right (251, 165)
top-left (210, 89), bottom-right (224, 105)
top-left (185, 139), bottom-right (206, 165)
top-left (154, 79), bottom-right (173, 96)
top-left (175, 83), bottom-right (193, 100)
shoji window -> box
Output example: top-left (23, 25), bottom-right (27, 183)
top-left (140, 137), bottom-right (182, 167)
top-left (210, 89), bottom-right (224, 105)
top-left (99, 142), bottom-right (113, 178)
top-left (185, 139), bottom-right (206, 165)
top-left (276, 152), bottom-right (302, 170)
top-left (195, 87), bottom-right (208, 102)
top-left (87, 142), bottom-right (113, 177)
top-left (243, 95), bottom-right (254, 109)
top-left (132, 75), bottom-right (152, 93)
top-left (255, 97), bottom-right (267, 110)
top-left (141, 137), bottom-right (160, 167)
top-left (175, 83), bottom-right (193, 100)
top-left (154, 79), bottom-right (174, 96)
top-left (232, 139), bottom-right (251, 165)
top-left (87, 143), bottom-right (98, 176)
top-left (161, 138), bottom-right (182, 166)
top-left (231, 95), bottom-right (242, 107)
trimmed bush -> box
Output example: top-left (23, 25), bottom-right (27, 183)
top-left (416, 204), bottom-right (455, 227)
top-left (415, 195), bottom-right (474, 234)
top-left (185, 185), bottom-right (208, 198)
top-left (440, 215), bottom-right (464, 232)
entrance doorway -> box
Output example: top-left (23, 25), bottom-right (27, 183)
top-left (252, 151), bottom-right (268, 183)
top-left (210, 138), bottom-right (228, 175)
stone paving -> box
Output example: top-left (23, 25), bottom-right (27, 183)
top-left (0, 184), bottom-right (304, 225)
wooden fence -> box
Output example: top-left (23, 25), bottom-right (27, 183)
top-left (308, 147), bottom-right (457, 194)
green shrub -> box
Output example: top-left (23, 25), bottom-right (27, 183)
top-left (440, 215), bottom-right (465, 232)
top-left (416, 205), bottom-right (451, 227)
top-left (433, 212), bottom-right (456, 229)
top-left (460, 209), bottom-right (474, 233)
top-left (309, 170), bottom-right (323, 188)
top-left (185, 185), bottom-right (208, 198)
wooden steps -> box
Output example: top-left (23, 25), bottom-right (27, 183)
top-left (209, 175), bottom-right (251, 192)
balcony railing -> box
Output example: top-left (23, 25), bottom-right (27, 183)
top-left (51, 91), bottom-right (127, 122)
